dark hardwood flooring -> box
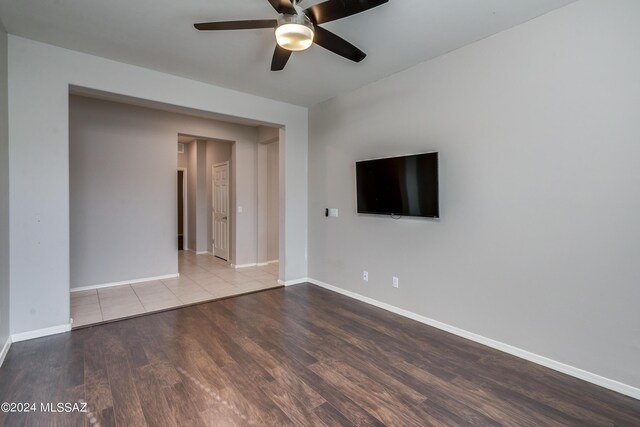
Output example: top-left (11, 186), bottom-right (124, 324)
top-left (1, 284), bottom-right (639, 426)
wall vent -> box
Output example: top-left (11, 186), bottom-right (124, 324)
top-left (178, 143), bottom-right (185, 154)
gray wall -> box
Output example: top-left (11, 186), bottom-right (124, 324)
top-left (177, 148), bottom-right (188, 169)
top-left (266, 141), bottom-right (279, 261)
top-left (70, 95), bottom-right (257, 288)
top-left (231, 133), bottom-right (258, 266)
top-left (308, 0), bottom-right (640, 389)
top-left (257, 126), bottom-right (280, 264)
top-left (177, 143), bottom-right (190, 249)
top-left (257, 144), bottom-right (267, 263)
top-left (186, 141), bottom-right (199, 251)
top-left (0, 23), bottom-right (10, 348)
top-left (188, 140), bottom-right (208, 252)
top-left (70, 95), bottom-right (179, 286)
top-left (195, 141), bottom-right (207, 252)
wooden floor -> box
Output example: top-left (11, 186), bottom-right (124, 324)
top-left (1, 284), bottom-right (639, 426)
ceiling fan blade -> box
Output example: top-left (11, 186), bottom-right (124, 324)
top-left (305, 0), bottom-right (388, 25)
top-left (267, 0), bottom-right (297, 15)
top-left (313, 26), bottom-right (366, 63)
top-left (194, 20), bottom-right (277, 31)
top-left (271, 45), bottom-right (293, 71)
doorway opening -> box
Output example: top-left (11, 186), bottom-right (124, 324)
top-left (177, 168), bottom-right (187, 251)
top-left (177, 136), bottom-right (233, 257)
top-left (68, 90), bottom-right (285, 328)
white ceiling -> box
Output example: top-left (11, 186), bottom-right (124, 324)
top-left (0, 0), bottom-right (575, 107)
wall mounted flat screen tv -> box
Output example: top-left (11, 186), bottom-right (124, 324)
top-left (356, 152), bottom-right (439, 218)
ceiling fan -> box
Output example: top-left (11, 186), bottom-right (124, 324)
top-left (193, 0), bottom-right (389, 71)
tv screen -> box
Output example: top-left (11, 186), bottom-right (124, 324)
top-left (356, 152), bottom-right (439, 218)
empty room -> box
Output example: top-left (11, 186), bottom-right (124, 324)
top-left (1, 0), bottom-right (639, 426)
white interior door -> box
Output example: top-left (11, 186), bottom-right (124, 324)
top-left (213, 162), bottom-right (229, 260)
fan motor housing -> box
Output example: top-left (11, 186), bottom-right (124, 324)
top-left (275, 14), bottom-right (315, 51)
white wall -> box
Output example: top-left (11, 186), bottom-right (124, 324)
top-left (70, 96), bottom-right (260, 288)
top-left (308, 0), bottom-right (640, 391)
top-left (8, 36), bottom-right (307, 335)
top-left (0, 23), bottom-right (10, 350)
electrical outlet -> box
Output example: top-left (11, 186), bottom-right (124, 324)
top-left (363, 270), bottom-right (369, 282)
top-left (392, 276), bottom-right (399, 288)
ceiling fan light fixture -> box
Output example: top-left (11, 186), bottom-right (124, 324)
top-left (275, 15), bottom-right (314, 51)
top-left (193, 0), bottom-right (389, 70)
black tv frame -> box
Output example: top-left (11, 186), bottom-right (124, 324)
top-left (355, 151), bottom-right (439, 219)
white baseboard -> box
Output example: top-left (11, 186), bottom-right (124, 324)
top-left (234, 260), bottom-right (279, 269)
top-left (70, 273), bottom-right (180, 292)
top-left (11, 323), bottom-right (72, 343)
top-left (232, 263), bottom-right (257, 269)
top-left (185, 248), bottom-right (208, 255)
top-left (279, 277), bottom-right (309, 287)
top-left (0, 336), bottom-right (11, 367)
top-left (306, 278), bottom-right (640, 401)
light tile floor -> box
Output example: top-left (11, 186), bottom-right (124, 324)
top-left (70, 252), bottom-right (280, 328)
